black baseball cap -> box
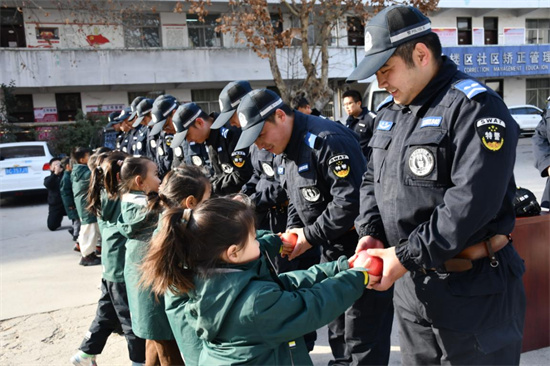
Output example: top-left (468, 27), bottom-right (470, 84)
top-left (211, 80), bottom-right (253, 130)
top-left (106, 111), bottom-right (121, 128)
top-left (171, 103), bottom-right (205, 148)
top-left (150, 96), bottom-right (179, 136)
top-left (129, 96), bottom-right (146, 121)
top-left (347, 5), bottom-right (431, 82)
top-left (116, 107), bottom-right (132, 123)
top-left (234, 89), bottom-right (283, 151)
top-left (132, 98), bottom-right (154, 127)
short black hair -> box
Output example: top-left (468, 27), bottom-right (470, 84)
top-left (71, 147), bottom-right (91, 162)
top-left (291, 96), bottom-right (310, 110)
top-left (342, 89), bottom-right (362, 104)
top-left (265, 103), bottom-right (294, 123)
top-left (49, 157), bottom-right (61, 165)
top-left (393, 32), bottom-right (442, 68)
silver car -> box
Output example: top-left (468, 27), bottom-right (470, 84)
top-left (508, 105), bottom-right (543, 134)
top-left (0, 141), bottom-right (55, 196)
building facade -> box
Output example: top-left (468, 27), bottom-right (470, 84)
top-left (1, 0), bottom-right (549, 125)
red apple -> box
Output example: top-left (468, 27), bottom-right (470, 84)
top-left (352, 250), bottom-right (383, 276)
top-left (279, 232), bottom-right (298, 257)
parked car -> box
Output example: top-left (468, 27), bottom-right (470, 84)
top-left (508, 105), bottom-right (543, 134)
top-left (0, 141), bottom-right (55, 196)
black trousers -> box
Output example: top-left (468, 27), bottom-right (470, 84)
top-left (324, 231), bottom-right (394, 366)
top-left (47, 205), bottom-right (65, 231)
top-left (80, 279), bottom-right (146, 362)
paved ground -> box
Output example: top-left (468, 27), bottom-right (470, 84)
top-left (1, 136), bottom-right (549, 365)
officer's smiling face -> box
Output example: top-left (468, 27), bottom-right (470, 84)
top-left (185, 118), bottom-right (210, 143)
top-left (375, 43), bottom-right (434, 106)
top-left (254, 110), bottom-right (292, 155)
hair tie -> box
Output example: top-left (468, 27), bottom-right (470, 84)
top-left (97, 166), bottom-right (103, 174)
top-left (181, 208), bottom-right (192, 227)
top-left (117, 160), bottom-right (124, 166)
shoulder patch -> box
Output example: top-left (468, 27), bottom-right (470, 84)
top-left (220, 127), bottom-right (229, 138)
top-left (475, 117), bottom-right (506, 152)
top-left (453, 80), bottom-right (487, 99)
top-left (377, 120), bottom-right (394, 131)
top-left (376, 95), bottom-right (394, 112)
top-left (328, 154), bottom-right (351, 178)
top-left (231, 150), bottom-right (246, 168)
top-left (304, 132), bottom-right (319, 149)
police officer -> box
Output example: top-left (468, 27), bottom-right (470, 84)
top-left (171, 102), bottom-right (253, 196)
top-left (116, 107), bottom-right (133, 153)
top-left (127, 96), bottom-right (148, 156)
top-left (532, 96), bottom-right (550, 209)
top-left (104, 111), bottom-right (122, 150)
top-left (132, 98), bottom-right (155, 160)
top-left (347, 5), bottom-right (525, 365)
top-left (235, 89), bottom-right (394, 366)
top-left (150, 95), bottom-right (179, 178)
top-left (342, 89), bottom-right (376, 159)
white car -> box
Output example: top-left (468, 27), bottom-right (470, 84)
top-left (0, 141), bottom-right (55, 196)
top-left (508, 105), bottom-right (543, 134)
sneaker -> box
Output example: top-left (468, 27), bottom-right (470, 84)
top-left (70, 352), bottom-right (97, 366)
top-left (79, 253), bottom-right (101, 266)
top-left (73, 243), bottom-right (81, 252)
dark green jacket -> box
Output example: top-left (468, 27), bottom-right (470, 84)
top-left (60, 170), bottom-right (79, 221)
top-left (98, 190), bottom-right (125, 283)
top-left (117, 192), bottom-right (174, 340)
top-left (71, 164), bottom-right (96, 224)
top-left (165, 231), bottom-right (367, 366)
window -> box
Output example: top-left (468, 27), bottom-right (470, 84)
top-left (187, 14), bottom-right (222, 48)
top-left (55, 93), bottom-right (82, 121)
top-left (10, 95), bottom-right (34, 122)
top-left (124, 14), bottom-right (160, 48)
top-left (526, 78), bottom-right (550, 109)
top-left (347, 17), bottom-right (365, 46)
top-left (526, 19), bottom-right (550, 44)
top-left (457, 17), bottom-right (472, 45)
top-left (1, 8), bottom-right (26, 48)
top-left (191, 89), bottom-right (223, 114)
top-left (485, 79), bottom-right (503, 99)
top-left (484, 17), bottom-right (498, 45)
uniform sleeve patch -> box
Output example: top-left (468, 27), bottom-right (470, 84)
top-left (476, 118), bottom-right (506, 152)
top-left (328, 154), bottom-right (351, 178)
top-left (376, 95), bottom-right (394, 112)
top-left (305, 132), bottom-right (318, 149)
top-left (454, 80), bottom-right (487, 99)
top-left (231, 150), bottom-right (246, 167)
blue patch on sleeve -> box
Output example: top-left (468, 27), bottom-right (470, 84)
top-left (277, 166), bottom-right (285, 175)
top-left (377, 121), bottom-right (394, 131)
top-left (298, 163), bottom-right (309, 173)
top-left (454, 80), bottom-right (487, 99)
top-left (376, 95), bottom-right (394, 112)
top-left (220, 127), bottom-right (229, 138)
top-left (305, 132), bottom-right (318, 149)
top-left (420, 116), bottom-right (442, 128)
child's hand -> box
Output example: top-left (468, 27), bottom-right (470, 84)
top-left (348, 250), bottom-right (383, 276)
top-left (278, 232), bottom-right (297, 257)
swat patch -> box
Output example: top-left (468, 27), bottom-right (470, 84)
top-left (408, 147), bottom-right (435, 177)
top-left (420, 116), bottom-right (442, 128)
top-left (328, 154), bottom-right (351, 178)
top-left (231, 151), bottom-right (246, 168)
top-left (454, 80), bottom-right (487, 99)
top-left (377, 121), bottom-right (394, 131)
top-left (301, 187), bottom-right (321, 202)
top-left (476, 118), bottom-right (505, 152)
top-left (192, 156), bottom-right (203, 166)
top-left (222, 163), bottom-right (234, 174)
top-left (261, 162), bottom-right (275, 177)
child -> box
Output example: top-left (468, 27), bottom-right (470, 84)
top-left (43, 157), bottom-right (66, 231)
top-left (71, 151), bottom-right (146, 366)
top-left (71, 147), bottom-right (101, 266)
top-left (116, 157), bottom-right (184, 365)
top-left (60, 157), bottom-right (81, 249)
top-left (141, 197), bottom-right (374, 366)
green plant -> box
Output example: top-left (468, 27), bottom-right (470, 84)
top-left (0, 81), bottom-right (20, 143)
top-left (49, 110), bottom-right (107, 155)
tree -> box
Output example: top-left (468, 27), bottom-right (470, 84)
top-left (184, 0), bottom-right (440, 109)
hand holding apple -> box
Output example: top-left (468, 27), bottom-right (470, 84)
top-left (279, 232), bottom-right (297, 257)
top-left (349, 250), bottom-right (383, 276)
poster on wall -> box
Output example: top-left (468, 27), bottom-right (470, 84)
top-left (432, 28), bottom-right (457, 47)
top-left (164, 25), bottom-right (186, 48)
top-left (86, 104), bottom-right (125, 117)
top-left (473, 28), bottom-right (484, 45)
top-left (33, 107), bottom-right (58, 141)
top-left (504, 28), bottom-right (525, 45)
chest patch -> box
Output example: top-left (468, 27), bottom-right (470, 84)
top-left (261, 162), bottom-right (275, 177)
top-left (377, 120), bottom-right (394, 131)
top-left (231, 151), bottom-right (246, 168)
top-left (420, 116), bottom-right (442, 128)
top-left (328, 154), bottom-right (351, 178)
top-left (301, 187), bottom-right (321, 202)
top-left (298, 163), bottom-right (309, 173)
top-left (192, 155), bottom-right (203, 166)
top-left (476, 118), bottom-right (505, 152)
top-left (409, 147), bottom-right (435, 177)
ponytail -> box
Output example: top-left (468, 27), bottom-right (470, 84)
top-left (86, 165), bottom-right (105, 217)
top-left (103, 152), bottom-right (128, 199)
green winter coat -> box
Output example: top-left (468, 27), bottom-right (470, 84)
top-left (165, 231), bottom-right (367, 366)
top-left (99, 190), bottom-right (125, 283)
top-left (71, 164), bottom-right (96, 224)
top-left (60, 170), bottom-right (78, 221)
top-left (117, 191), bottom-right (174, 340)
